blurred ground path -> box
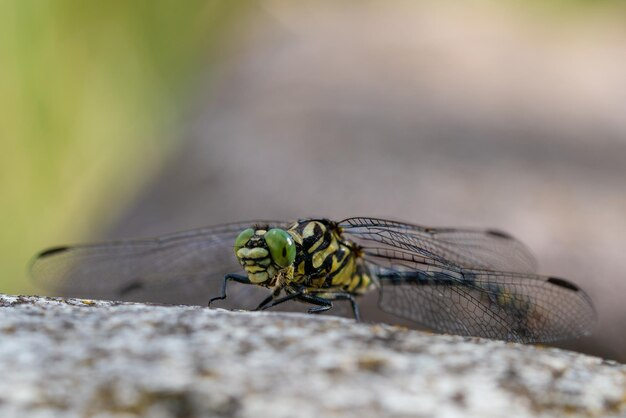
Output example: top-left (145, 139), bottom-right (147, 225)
top-left (108, 2), bottom-right (626, 361)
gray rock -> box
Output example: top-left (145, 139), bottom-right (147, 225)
top-left (0, 293), bottom-right (624, 418)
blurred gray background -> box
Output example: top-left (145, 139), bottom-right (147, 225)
top-left (17, 1), bottom-right (626, 362)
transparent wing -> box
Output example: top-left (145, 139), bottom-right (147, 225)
top-left (340, 217), bottom-right (537, 273)
top-left (30, 220), bottom-right (290, 306)
top-left (361, 246), bottom-right (596, 342)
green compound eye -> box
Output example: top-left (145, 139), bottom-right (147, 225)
top-left (234, 228), bottom-right (255, 255)
top-left (264, 228), bottom-right (296, 268)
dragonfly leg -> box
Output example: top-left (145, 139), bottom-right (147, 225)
top-left (257, 289), bottom-right (304, 311)
top-left (301, 293), bottom-right (360, 321)
top-left (331, 293), bottom-right (361, 321)
top-left (302, 295), bottom-right (332, 315)
top-left (293, 293), bottom-right (332, 314)
top-left (254, 285), bottom-right (286, 311)
top-left (208, 274), bottom-right (252, 307)
top-left (254, 294), bottom-right (275, 311)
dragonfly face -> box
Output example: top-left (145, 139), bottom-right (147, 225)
top-left (233, 227), bottom-right (296, 285)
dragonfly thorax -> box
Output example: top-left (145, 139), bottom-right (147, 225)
top-left (284, 220), bottom-right (372, 293)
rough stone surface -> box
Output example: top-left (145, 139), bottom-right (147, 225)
top-left (0, 293), bottom-right (624, 418)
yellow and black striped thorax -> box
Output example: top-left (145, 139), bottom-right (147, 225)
top-left (287, 219), bottom-right (372, 293)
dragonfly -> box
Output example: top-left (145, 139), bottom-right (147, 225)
top-left (30, 217), bottom-right (596, 343)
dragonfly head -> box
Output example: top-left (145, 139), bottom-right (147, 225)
top-left (234, 227), bottom-right (296, 284)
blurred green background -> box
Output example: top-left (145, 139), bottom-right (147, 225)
top-left (0, 0), bottom-right (247, 294)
